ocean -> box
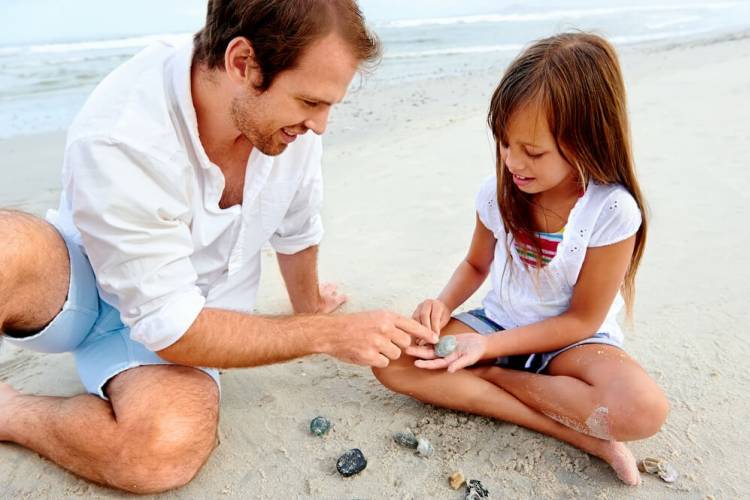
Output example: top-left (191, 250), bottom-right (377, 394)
top-left (2, 0), bottom-right (750, 138)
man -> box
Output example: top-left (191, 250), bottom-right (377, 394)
top-left (0, 0), bottom-right (435, 493)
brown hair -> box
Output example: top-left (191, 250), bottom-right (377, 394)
top-left (487, 32), bottom-right (647, 317)
top-left (193, 0), bottom-right (381, 90)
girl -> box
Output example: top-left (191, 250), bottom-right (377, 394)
top-left (374, 32), bottom-right (669, 485)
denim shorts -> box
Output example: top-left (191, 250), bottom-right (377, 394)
top-left (2, 224), bottom-right (220, 399)
top-left (453, 308), bottom-right (624, 373)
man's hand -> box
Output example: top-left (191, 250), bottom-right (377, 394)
top-left (406, 332), bottom-right (488, 373)
top-left (412, 298), bottom-right (452, 335)
top-left (322, 310), bottom-right (438, 368)
top-left (317, 282), bottom-right (348, 314)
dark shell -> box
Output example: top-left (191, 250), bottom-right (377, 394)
top-left (393, 430), bottom-right (418, 449)
top-left (309, 416), bottom-right (331, 437)
top-left (336, 448), bottom-right (367, 477)
top-left (465, 479), bottom-right (489, 500)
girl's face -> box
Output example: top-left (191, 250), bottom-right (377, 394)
top-left (499, 101), bottom-right (577, 199)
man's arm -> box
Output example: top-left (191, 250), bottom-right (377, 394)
top-left (157, 307), bottom-right (437, 369)
top-left (276, 245), bottom-right (347, 314)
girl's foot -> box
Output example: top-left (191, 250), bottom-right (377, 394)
top-left (598, 440), bottom-right (641, 485)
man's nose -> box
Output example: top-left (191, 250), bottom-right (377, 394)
top-left (304, 107), bottom-right (331, 135)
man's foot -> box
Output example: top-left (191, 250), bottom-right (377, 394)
top-left (598, 440), bottom-right (641, 485)
top-left (0, 381), bottom-right (21, 442)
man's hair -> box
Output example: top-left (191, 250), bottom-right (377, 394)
top-left (193, 0), bottom-right (381, 90)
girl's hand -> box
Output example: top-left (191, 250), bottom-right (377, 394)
top-left (412, 299), bottom-right (452, 336)
top-left (406, 333), bottom-right (488, 373)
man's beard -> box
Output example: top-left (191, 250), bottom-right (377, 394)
top-left (230, 96), bottom-right (287, 156)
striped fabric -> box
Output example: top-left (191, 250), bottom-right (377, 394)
top-left (514, 229), bottom-right (564, 267)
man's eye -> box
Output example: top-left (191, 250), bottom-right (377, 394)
top-left (303, 100), bottom-right (319, 108)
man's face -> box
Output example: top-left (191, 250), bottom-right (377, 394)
top-left (232, 34), bottom-right (359, 156)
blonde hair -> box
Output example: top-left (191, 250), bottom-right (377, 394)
top-left (487, 32), bottom-right (647, 317)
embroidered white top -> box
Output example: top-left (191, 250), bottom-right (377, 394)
top-left (475, 176), bottom-right (642, 344)
top-left (49, 41), bottom-right (325, 351)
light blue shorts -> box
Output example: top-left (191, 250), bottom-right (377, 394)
top-left (453, 308), bottom-right (624, 373)
top-left (3, 225), bottom-right (220, 399)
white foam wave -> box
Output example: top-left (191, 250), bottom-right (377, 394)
top-left (379, 2), bottom-right (746, 29)
top-left (385, 44), bottom-right (523, 60)
top-left (0, 33), bottom-right (192, 57)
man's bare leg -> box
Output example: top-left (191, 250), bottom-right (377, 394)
top-left (0, 366), bottom-right (219, 493)
top-left (0, 209), bottom-right (69, 334)
top-left (0, 210), bottom-right (220, 493)
top-left (373, 320), bottom-right (643, 485)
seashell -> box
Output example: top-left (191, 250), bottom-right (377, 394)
top-left (638, 457), bottom-right (661, 474)
top-left (449, 471), bottom-right (466, 490)
top-left (657, 461), bottom-right (679, 483)
top-left (638, 457), bottom-right (678, 483)
top-left (336, 448), bottom-right (367, 477)
top-left (416, 437), bottom-right (434, 457)
top-left (465, 479), bottom-right (489, 499)
top-left (309, 416), bottom-right (331, 437)
top-left (434, 335), bottom-right (457, 357)
top-left (393, 430), bottom-right (418, 449)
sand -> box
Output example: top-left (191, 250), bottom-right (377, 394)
top-left (2, 31), bottom-right (750, 499)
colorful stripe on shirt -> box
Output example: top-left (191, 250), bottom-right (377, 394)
top-left (514, 229), bottom-right (564, 267)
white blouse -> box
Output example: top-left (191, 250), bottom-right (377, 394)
top-left (50, 41), bottom-right (324, 351)
top-left (475, 176), bottom-right (642, 344)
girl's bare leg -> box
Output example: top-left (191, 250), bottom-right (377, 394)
top-left (373, 320), bottom-right (645, 485)
top-left (475, 344), bottom-right (669, 442)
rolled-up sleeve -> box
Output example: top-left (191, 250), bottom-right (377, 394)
top-left (66, 137), bottom-right (205, 351)
top-left (269, 135), bottom-right (325, 255)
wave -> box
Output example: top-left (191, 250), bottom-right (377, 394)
top-left (383, 26), bottom-right (716, 61)
top-left (379, 2), bottom-right (746, 29)
top-left (0, 33), bottom-right (192, 57)
top-left (385, 44), bottom-right (523, 60)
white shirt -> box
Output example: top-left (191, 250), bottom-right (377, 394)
top-left (51, 41), bottom-right (325, 351)
top-left (475, 176), bottom-right (642, 344)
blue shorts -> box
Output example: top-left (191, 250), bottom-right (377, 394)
top-left (3, 225), bottom-right (220, 399)
top-left (453, 308), bottom-right (624, 373)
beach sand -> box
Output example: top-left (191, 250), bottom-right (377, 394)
top-left (1, 32), bottom-right (749, 498)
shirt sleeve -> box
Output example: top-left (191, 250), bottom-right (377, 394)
top-left (269, 135), bottom-right (325, 255)
top-left (66, 137), bottom-right (206, 351)
top-left (475, 175), bottom-right (502, 235)
top-left (588, 187), bottom-right (642, 247)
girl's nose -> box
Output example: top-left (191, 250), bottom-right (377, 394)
top-left (504, 146), bottom-right (520, 171)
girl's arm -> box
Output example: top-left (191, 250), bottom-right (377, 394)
top-left (413, 214), bottom-right (496, 333)
top-left (484, 234), bottom-right (636, 358)
top-left (409, 235), bottom-right (635, 372)
top-left (439, 214), bottom-right (496, 310)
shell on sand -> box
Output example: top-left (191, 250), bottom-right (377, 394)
top-left (638, 457), bottom-right (678, 483)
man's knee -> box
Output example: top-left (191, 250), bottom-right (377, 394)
top-left (103, 366), bottom-right (220, 493)
top-left (0, 209), bottom-right (69, 331)
top-left (110, 400), bottom-right (219, 493)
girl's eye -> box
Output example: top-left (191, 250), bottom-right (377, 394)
top-left (526, 150), bottom-right (544, 159)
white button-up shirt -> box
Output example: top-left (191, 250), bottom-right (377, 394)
top-left (51, 41), bottom-right (324, 351)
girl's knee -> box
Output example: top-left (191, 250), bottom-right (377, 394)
top-left (604, 386), bottom-right (670, 441)
top-left (372, 356), bottom-right (418, 392)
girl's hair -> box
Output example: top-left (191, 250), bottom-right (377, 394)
top-left (487, 32), bottom-right (647, 317)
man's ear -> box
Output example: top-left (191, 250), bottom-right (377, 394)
top-left (224, 37), bottom-right (263, 88)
